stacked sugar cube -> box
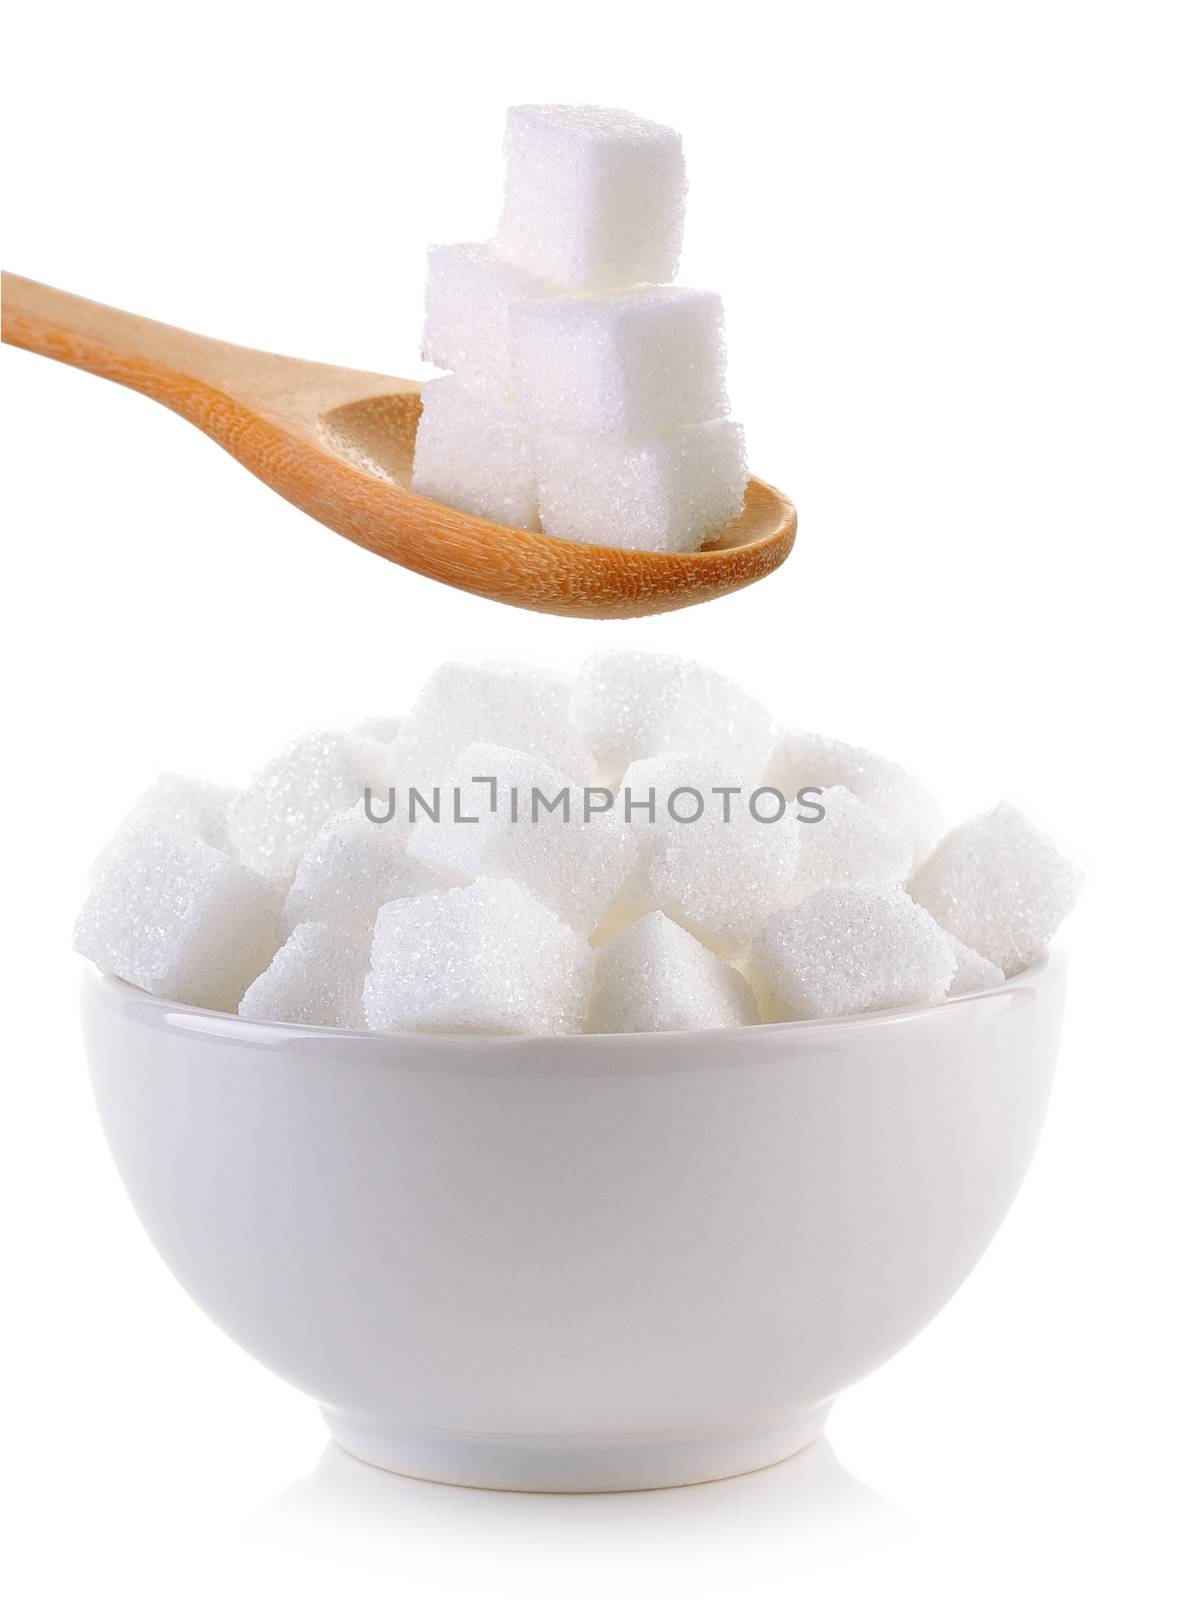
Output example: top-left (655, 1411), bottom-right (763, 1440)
top-left (411, 106), bottom-right (748, 552)
top-left (75, 652), bottom-right (1083, 1035)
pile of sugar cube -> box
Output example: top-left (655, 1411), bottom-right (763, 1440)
top-left (410, 105), bottom-right (748, 552)
top-left (74, 652), bottom-right (1083, 1035)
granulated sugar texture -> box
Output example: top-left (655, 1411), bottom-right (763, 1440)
top-left (411, 106), bottom-right (748, 552)
top-left (75, 652), bottom-right (1082, 1033)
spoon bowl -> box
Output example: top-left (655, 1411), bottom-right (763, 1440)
top-left (1, 272), bottom-right (796, 619)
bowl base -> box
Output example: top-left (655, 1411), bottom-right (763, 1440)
top-left (320, 1404), bottom-right (833, 1492)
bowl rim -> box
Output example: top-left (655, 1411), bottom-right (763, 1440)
top-left (82, 951), bottom-right (1059, 1053)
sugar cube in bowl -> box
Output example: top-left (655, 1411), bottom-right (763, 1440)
top-left (76, 647), bottom-right (1079, 1490)
top-left (75, 650), bottom-right (1080, 1033)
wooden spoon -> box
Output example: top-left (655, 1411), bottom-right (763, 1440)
top-left (1, 272), bottom-right (796, 620)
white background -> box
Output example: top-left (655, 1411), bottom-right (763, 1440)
top-left (2, 1), bottom-right (1179, 1595)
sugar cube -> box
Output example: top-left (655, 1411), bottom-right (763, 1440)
top-left (91, 772), bottom-right (240, 879)
top-left (533, 421), bottom-right (746, 552)
top-left (748, 883), bottom-right (955, 1021)
top-left (239, 921), bottom-right (368, 1029)
top-left (410, 375), bottom-right (538, 531)
top-left (497, 104), bottom-right (686, 291)
top-left (282, 801), bottom-right (441, 940)
top-left (790, 785), bottom-right (912, 903)
top-left (421, 241), bottom-right (556, 393)
top-left (589, 911), bottom-right (758, 1033)
top-left (74, 831), bottom-right (282, 1012)
top-left (621, 752), bottom-right (799, 958)
top-left (765, 730), bottom-right (942, 867)
top-left (406, 743), bottom-right (635, 936)
top-left (570, 650), bottom-right (772, 784)
top-left (394, 660), bottom-right (594, 788)
top-left (364, 878), bottom-right (591, 1035)
top-left (946, 934), bottom-right (1006, 997)
top-left (909, 801), bottom-right (1083, 976)
top-left (226, 732), bottom-right (391, 886)
top-left (510, 286), bottom-right (729, 439)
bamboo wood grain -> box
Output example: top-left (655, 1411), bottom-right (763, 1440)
top-left (1, 272), bottom-right (796, 619)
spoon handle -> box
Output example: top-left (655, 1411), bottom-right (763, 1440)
top-left (1, 271), bottom-right (412, 436)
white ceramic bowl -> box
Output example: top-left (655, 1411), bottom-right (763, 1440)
top-left (81, 956), bottom-right (1066, 1492)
